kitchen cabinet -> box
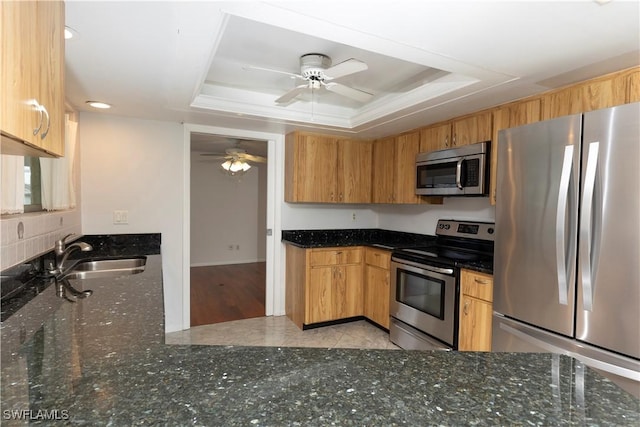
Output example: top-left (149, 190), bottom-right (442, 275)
top-left (490, 98), bottom-right (542, 205)
top-left (419, 111), bottom-right (492, 152)
top-left (541, 68), bottom-right (636, 120)
top-left (0, 0), bottom-right (65, 157)
top-left (364, 247), bottom-right (391, 329)
top-left (285, 245), bottom-right (363, 328)
top-left (285, 131), bottom-right (372, 203)
top-left (372, 131), bottom-right (442, 204)
top-left (458, 269), bottom-right (494, 351)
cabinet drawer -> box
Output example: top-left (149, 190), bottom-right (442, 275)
top-left (309, 248), bottom-right (362, 266)
top-left (365, 248), bottom-right (391, 269)
top-left (460, 269), bottom-right (493, 302)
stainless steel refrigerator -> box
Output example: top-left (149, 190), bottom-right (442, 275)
top-left (492, 102), bottom-right (640, 396)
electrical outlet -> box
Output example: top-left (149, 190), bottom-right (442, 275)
top-left (228, 245), bottom-right (234, 251)
top-left (352, 212), bottom-right (357, 221)
top-left (113, 210), bottom-right (128, 224)
top-left (236, 245), bottom-right (240, 250)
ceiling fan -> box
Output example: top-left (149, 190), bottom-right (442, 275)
top-left (200, 147), bottom-right (266, 176)
top-left (248, 53), bottom-right (374, 105)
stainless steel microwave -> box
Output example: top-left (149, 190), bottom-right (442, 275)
top-left (416, 141), bottom-right (490, 196)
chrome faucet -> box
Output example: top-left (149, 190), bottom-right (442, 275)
top-left (50, 234), bottom-right (93, 276)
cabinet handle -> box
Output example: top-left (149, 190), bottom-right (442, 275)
top-left (32, 100), bottom-right (44, 136)
top-left (445, 136), bottom-right (449, 147)
top-left (474, 278), bottom-right (490, 285)
top-left (339, 193), bottom-right (343, 201)
top-left (40, 105), bottom-right (50, 139)
top-left (453, 134), bottom-right (457, 146)
top-left (463, 300), bottom-right (469, 315)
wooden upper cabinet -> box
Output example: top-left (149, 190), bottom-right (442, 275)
top-left (0, 0), bottom-right (65, 157)
top-left (419, 111), bottom-right (492, 153)
top-left (393, 131), bottom-right (424, 204)
top-left (419, 122), bottom-right (451, 152)
top-left (491, 98), bottom-right (542, 205)
top-left (451, 111), bottom-right (492, 147)
top-left (372, 136), bottom-right (396, 203)
top-left (542, 68), bottom-right (636, 120)
top-left (285, 131), bottom-right (372, 203)
top-left (337, 138), bottom-right (372, 203)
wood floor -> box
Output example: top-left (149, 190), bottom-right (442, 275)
top-left (190, 262), bottom-right (266, 327)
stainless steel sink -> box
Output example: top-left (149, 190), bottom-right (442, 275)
top-left (62, 256), bottom-right (147, 280)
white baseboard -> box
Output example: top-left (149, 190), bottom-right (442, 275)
top-left (190, 258), bottom-right (266, 267)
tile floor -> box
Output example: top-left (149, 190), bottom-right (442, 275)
top-left (165, 316), bottom-right (399, 350)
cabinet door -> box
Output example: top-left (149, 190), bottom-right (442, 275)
top-left (458, 294), bottom-right (493, 351)
top-left (393, 131), bottom-right (422, 204)
top-left (451, 111), bottom-right (492, 147)
top-left (1, 1), bottom-right (40, 146)
top-left (334, 264), bottom-right (363, 319)
top-left (372, 137), bottom-right (396, 203)
top-left (36, 0), bottom-right (65, 156)
top-left (338, 139), bottom-right (372, 203)
top-left (286, 133), bottom-right (338, 202)
top-left (364, 265), bottom-right (390, 329)
top-left (626, 69), bottom-right (640, 103)
top-left (307, 266), bottom-right (334, 323)
top-left (419, 122), bottom-right (451, 152)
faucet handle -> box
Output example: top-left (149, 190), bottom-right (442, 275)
top-left (54, 233), bottom-right (75, 255)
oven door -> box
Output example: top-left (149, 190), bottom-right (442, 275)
top-left (416, 153), bottom-right (486, 196)
top-left (390, 259), bottom-right (457, 348)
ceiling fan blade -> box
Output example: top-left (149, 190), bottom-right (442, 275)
top-left (324, 82), bottom-right (373, 103)
top-left (323, 59), bottom-right (368, 80)
top-left (244, 65), bottom-right (302, 80)
top-left (275, 84), bottom-right (309, 104)
top-left (199, 153), bottom-right (229, 158)
top-left (242, 153), bottom-right (267, 163)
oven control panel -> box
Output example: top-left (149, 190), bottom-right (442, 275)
top-left (436, 220), bottom-right (495, 241)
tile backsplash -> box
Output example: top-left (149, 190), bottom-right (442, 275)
top-left (1, 210), bottom-right (81, 271)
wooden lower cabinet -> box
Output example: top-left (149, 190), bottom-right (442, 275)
top-left (363, 248), bottom-right (391, 329)
top-left (285, 245), bottom-right (364, 328)
top-left (285, 245), bottom-right (394, 329)
top-left (308, 264), bottom-right (363, 324)
top-left (458, 269), bottom-right (494, 351)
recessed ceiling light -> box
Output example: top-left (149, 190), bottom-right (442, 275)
top-left (64, 26), bottom-right (78, 40)
top-left (86, 101), bottom-right (111, 109)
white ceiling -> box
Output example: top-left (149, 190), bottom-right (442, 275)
top-left (65, 1), bottom-right (640, 141)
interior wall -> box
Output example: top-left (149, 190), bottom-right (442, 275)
top-left (79, 112), bottom-right (184, 333)
top-left (376, 197), bottom-right (495, 234)
top-left (190, 152), bottom-right (267, 266)
top-left (281, 204), bottom-right (378, 230)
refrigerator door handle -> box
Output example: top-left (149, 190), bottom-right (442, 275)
top-left (555, 145), bottom-right (574, 305)
top-left (580, 142), bottom-right (599, 311)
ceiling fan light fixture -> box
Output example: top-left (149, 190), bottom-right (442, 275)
top-left (221, 159), bottom-right (251, 175)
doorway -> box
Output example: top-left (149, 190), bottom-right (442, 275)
top-left (189, 132), bottom-right (268, 326)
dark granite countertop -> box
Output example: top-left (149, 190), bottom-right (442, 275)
top-left (1, 237), bottom-right (638, 425)
top-left (282, 228), bottom-right (494, 274)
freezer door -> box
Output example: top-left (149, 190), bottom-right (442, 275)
top-left (494, 115), bottom-right (581, 336)
top-left (577, 102), bottom-right (640, 360)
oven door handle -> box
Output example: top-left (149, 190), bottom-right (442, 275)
top-left (391, 257), bottom-right (454, 275)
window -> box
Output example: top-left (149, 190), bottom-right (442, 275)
top-left (24, 157), bottom-right (42, 212)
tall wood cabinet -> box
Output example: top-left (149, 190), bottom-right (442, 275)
top-left (285, 132), bottom-right (372, 203)
top-left (372, 130), bottom-right (441, 204)
top-left (1, 0), bottom-right (65, 157)
top-left (458, 269), bottom-right (494, 351)
top-left (364, 247), bottom-right (391, 329)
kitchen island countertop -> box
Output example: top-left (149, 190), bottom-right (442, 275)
top-left (1, 252), bottom-right (638, 425)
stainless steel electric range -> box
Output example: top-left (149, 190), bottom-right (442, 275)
top-left (389, 219), bottom-right (495, 350)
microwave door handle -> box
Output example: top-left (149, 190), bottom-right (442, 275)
top-left (455, 158), bottom-right (464, 190)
